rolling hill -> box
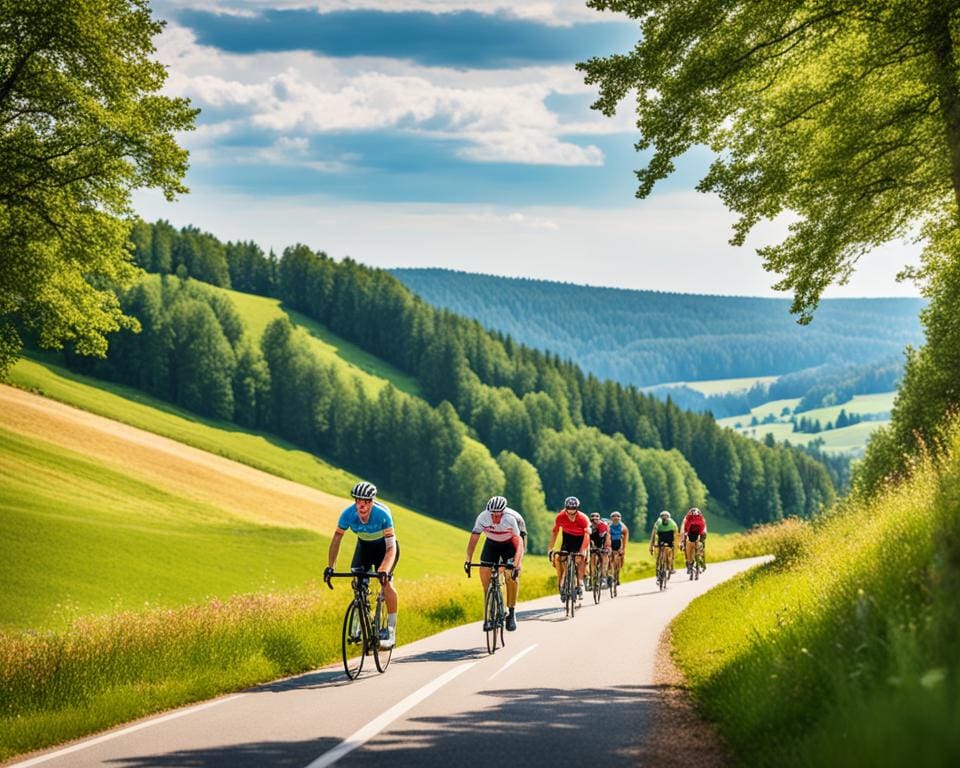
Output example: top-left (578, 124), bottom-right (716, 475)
top-left (391, 267), bottom-right (923, 388)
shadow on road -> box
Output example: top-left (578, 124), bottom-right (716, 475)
top-left (337, 684), bottom-right (674, 767)
top-left (104, 737), bottom-right (339, 768)
top-left (393, 647), bottom-right (488, 665)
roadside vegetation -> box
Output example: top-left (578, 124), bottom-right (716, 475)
top-left (673, 423), bottom-right (960, 765)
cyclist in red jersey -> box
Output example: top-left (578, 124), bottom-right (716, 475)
top-left (546, 496), bottom-right (590, 602)
top-left (588, 512), bottom-right (611, 589)
top-left (680, 507), bottom-right (708, 574)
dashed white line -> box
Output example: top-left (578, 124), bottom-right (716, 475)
top-left (304, 661), bottom-right (478, 768)
top-left (488, 643), bottom-right (539, 680)
top-left (8, 695), bottom-right (246, 767)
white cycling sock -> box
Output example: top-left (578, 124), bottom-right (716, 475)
top-left (387, 613), bottom-right (397, 629)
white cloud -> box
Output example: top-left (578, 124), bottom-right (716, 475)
top-left (155, 21), bottom-right (624, 166)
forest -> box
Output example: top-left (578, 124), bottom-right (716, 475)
top-left (391, 268), bottom-right (922, 387)
top-left (53, 220), bottom-right (838, 547)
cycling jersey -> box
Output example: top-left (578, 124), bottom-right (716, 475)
top-left (472, 508), bottom-right (522, 543)
top-left (554, 510), bottom-right (590, 538)
top-left (653, 518), bottom-right (678, 546)
top-left (336, 501), bottom-right (395, 543)
top-left (589, 520), bottom-right (609, 547)
top-left (682, 515), bottom-right (707, 536)
top-left (609, 522), bottom-right (624, 542)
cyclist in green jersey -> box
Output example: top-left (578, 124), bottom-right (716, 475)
top-left (649, 510), bottom-right (679, 574)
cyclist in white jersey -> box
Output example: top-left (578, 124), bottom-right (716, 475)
top-left (464, 495), bottom-right (525, 631)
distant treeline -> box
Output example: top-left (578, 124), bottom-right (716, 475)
top-left (69, 221), bottom-right (839, 538)
top-left (653, 358), bottom-right (904, 418)
top-left (391, 268), bottom-right (922, 388)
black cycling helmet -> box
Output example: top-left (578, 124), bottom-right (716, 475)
top-left (564, 496), bottom-right (580, 509)
top-left (486, 495), bottom-right (508, 513)
top-left (351, 481), bottom-right (377, 500)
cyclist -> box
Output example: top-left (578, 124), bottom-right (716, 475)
top-left (464, 495), bottom-right (525, 632)
top-left (324, 481), bottom-right (399, 648)
top-left (608, 511), bottom-right (628, 585)
top-left (588, 512), bottom-right (611, 590)
top-left (547, 496), bottom-right (590, 602)
top-left (680, 507), bottom-right (708, 574)
top-left (648, 510), bottom-right (678, 575)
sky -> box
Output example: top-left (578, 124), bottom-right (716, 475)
top-left (136, 0), bottom-right (922, 299)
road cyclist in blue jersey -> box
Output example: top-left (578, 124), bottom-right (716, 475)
top-left (608, 511), bottom-right (628, 587)
top-left (465, 495), bottom-right (525, 632)
top-left (324, 481), bottom-right (399, 648)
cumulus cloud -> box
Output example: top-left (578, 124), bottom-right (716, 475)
top-left (157, 22), bottom-right (616, 166)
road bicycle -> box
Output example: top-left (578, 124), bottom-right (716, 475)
top-left (655, 543), bottom-right (672, 591)
top-left (552, 550), bottom-right (584, 618)
top-left (466, 559), bottom-right (513, 654)
top-left (325, 571), bottom-right (393, 679)
top-left (609, 551), bottom-right (621, 598)
top-left (693, 539), bottom-right (705, 580)
top-left (587, 547), bottom-right (608, 605)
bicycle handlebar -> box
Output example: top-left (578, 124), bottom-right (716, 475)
top-left (465, 560), bottom-right (516, 578)
top-left (324, 571), bottom-right (392, 590)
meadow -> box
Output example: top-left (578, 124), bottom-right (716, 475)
top-left (671, 424), bottom-right (960, 767)
top-left (718, 392), bottom-right (896, 454)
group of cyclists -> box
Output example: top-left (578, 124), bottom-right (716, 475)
top-left (323, 480), bottom-right (708, 648)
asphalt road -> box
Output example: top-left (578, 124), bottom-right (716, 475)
top-left (11, 557), bottom-right (767, 768)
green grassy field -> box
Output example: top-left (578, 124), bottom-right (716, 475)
top-left (221, 285), bottom-right (422, 398)
top-left (718, 392), bottom-right (896, 454)
top-left (675, 375), bottom-right (779, 395)
top-left (671, 425), bottom-right (960, 767)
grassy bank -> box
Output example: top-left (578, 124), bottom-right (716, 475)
top-left (671, 427), bottom-right (960, 767)
top-left (0, 570), bottom-right (561, 762)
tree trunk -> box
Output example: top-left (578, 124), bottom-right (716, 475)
top-left (930, 4), bottom-right (960, 218)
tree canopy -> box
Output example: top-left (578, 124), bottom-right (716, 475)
top-left (579, 0), bottom-right (960, 321)
top-left (0, 0), bottom-right (196, 376)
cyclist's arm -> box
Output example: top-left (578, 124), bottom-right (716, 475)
top-left (623, 526), bottom-right (629, 555)
top-left (327, 529), bottom-right (345, 570)
top-left (465, 531), bottom-right (481, 563)
top-left (579, 530), bottom-right (590, 556)
top-left (547, 523), bottom-right (560, 554)
top-left (603, 530), bottom-right (611, 549)
top-left (513, 533), bottom-right (524, 568)
top-left (379, 533), bottom-right (396, 573)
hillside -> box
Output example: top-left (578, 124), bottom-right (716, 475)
top-left (0, 375), bottom-right (477, 630)
top-left (110, 222), bottom-right (840, 535)
top-left (391, 268), bottom-right (923, 388)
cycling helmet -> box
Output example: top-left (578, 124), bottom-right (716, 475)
top-left (486, 495), bottom-right (508, 513)
top-left (660, 510), bottom-right (671, 519)
top-left (589, 512), bottom-right (600, 519)
top-left (351, 481), bottom-right (377, 500)
top-left (564, 496), bottom-right (581, 509)
top-left (610, 511), bottom-right (622, 519)
top-left (688, 507), bottom-right (702, 516)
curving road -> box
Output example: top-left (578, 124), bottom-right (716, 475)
top-left (10, 557), bottom-right (767, 768)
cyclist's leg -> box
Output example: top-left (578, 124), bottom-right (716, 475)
top-left (383, 540), bottom-right (399, 613)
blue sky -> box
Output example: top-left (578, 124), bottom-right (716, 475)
top-left (137, 0), bottom-right (920, 298)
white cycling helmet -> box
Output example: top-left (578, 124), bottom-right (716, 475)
top-left (660, 510), bottom-right (671, 519)
top-left (486, 495), bottom-right (508, 513)
top-left (563, 496), bottom-right (581, 509)
top-left (351, 481), bottom-right (377, 500)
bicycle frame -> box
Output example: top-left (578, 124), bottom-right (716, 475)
top-left (325, 571), bottom-right (393, 679)
top-left (554, 551), bottom-right (584, 618)
top-left (655, 543), bottom-right (672, 591)
top-left (467, 560), bottom-right (512, 654)
top-left (588, 547), bottom-right (607, 604)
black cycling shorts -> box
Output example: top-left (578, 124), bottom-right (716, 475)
top-left (610, 539), bottom-right (622, 552)
top-left (656, 531), bottom-right (675, 547)
top-left (687, 531), bottom-right (702, 542)
top-left (351, 538), bottom-right (400, 574)
top-left (590, 533), bottom-right (606, 548)
top-left (560, 531), bottom-right (586, 555)
top-left (480, 538), bottom-right (517, 567)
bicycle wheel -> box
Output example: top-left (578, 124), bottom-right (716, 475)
top-left (341, 601), bottom-right (366, 679)
top-left (592, 558), bottom-right (602, 604)
top-left (373, 596), bottom-right (393, 673)
top-left (485, 584), bottom-right (499, 654)
top-left (497, 583), bottom-right (506, 649)
top-left (609, 560), bottom-right (617, 599)
top-left (565, 559), bottom-right (577, 618)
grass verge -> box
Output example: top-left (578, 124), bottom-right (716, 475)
top-left (671, 425), bottom-right (960, 767)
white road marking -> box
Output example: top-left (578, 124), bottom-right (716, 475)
top-left (304, 662), bottom-right (478, 768)
top-left (488, 644), bottom-right (539, 680)
top-left (8, 695), bottom-right (246, 767)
